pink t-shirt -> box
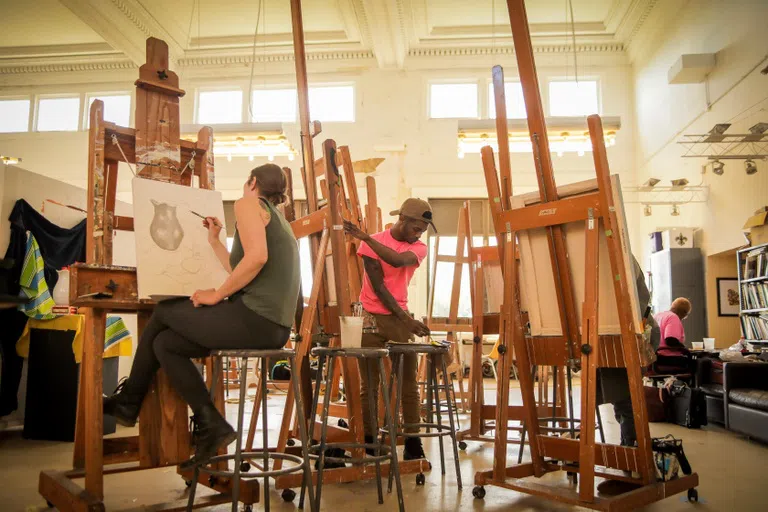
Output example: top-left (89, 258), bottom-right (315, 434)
top-left (654, 310), bottom-right (686, 356)
top-left (357, 230), bottom-right (427, 315)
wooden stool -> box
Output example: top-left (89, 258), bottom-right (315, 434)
top-left (187, 349), bottom-right (315, 512)
top-left (310, 346), bottom-right (405, 512)
top-left (386, 342), bottom-right (462, 489)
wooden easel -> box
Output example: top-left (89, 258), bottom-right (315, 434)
top-left (471, 1), bottom-right (699, 508)
top-left (38, 38), bottom-right (254, 511)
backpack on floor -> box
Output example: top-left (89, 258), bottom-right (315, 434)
top-left (668, 385), bottom-right (707, 429)
top-left (271, 360), bottom-right (291, 381)
top-left (652, 435), bottom-right (693, 481)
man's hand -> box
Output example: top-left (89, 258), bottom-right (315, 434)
top-left (405, 317), bottom-right (430, 337)
top-left (191, 288), bottom-right (222, 307)
top-left (343, 219), bottom-right (370, 242)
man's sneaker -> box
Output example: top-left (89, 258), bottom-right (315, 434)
top-left (403, 437), bottom-right (426, 460)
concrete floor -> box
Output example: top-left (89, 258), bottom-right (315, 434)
top-left (0, 379), bottom-right (766, 511)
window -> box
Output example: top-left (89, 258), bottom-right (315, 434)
top-left (36, 96), bottom-right (80, 132)
top-left (197, 90), bottom-right (243, 124)
top-left (548, 80), bottom-right (599, 116)
top-left (0, 99), bottom-right (30, 133)
top-left (250, 88), bottom-right (297, 122)
top-left (429, 83), bottom-right (478, 119)
top-left (87, 94), bottom-right (131, 128)
top-left (426, 199), bottom-right (496, 319)
top-left (308, 85), bottom-right (355, 122)
top-left (488, 82), bottom-right (526, 119)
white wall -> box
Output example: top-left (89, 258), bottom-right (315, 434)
top-left (632, 0), bottom-right (768, 258)
top-left (0, 56), bottom-right (637, 318)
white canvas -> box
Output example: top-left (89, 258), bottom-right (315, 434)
top-left (132, 178), bottom-right (228, 300)
top-left (516, 175), bottom-right (643, 336)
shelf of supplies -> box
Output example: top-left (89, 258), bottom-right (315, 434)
top-left (743, 276), bottom-right (768, 283)
top-left (741, 308), bottom-right (768, 314)
top-left (746, 340), bottom-right (768, 344)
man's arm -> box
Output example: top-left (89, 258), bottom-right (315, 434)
top-left (345, 220), bottom-right (418, 268)
top-left (363, 256), bottom-right (429, 336)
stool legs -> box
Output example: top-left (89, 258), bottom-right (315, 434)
top-left (260, 357), bottom-right (270, 511)
top-left (288, 354), bottom-right (315, 512)
top-left (364, 361), bottom-right (384, 505)
top-left (388, 353), bottom-right (405, 494)
top-left (314, 354), bottom-right (335, 508)
top-left (441, 357), bottom-right (463, 489)
top-left (430, 357), bottom-right (446, 476)
top-left (379, 357), bottom-right (405, 512)
top-left (231, 357), bottom-right (248, 512)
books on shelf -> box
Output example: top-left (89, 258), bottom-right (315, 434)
top-left (743, 246), bottom-right (768, 280)
top-left (740, 313), bottom-right (768, 341)
top-left (741, 282), bottom-right (768, 310)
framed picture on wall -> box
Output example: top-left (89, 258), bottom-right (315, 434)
top-left (717, 277), bottom-right (740, 317)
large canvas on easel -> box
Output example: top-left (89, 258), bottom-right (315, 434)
top-left (516, 175), bottom-right (643, 336)
top-left (132, 178), bottom-right (228, 299)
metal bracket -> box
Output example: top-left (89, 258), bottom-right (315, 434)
top-left (587, 208), bottom-right (595, 230)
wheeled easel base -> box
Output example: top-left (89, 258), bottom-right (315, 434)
top-left (473, 464), bottom-right (699, 511)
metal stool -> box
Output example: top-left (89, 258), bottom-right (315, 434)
top-left (418, 355), bottom-right (463, 432)
top-left (310, 346), bottom-right (404, 512)
top-left (187, 349), bottom-right (315, 512)
top-left (386, 342), bottom-right (462, 489)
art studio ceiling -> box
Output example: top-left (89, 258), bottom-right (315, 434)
top-left (0, 0), bottom-right (659, 78)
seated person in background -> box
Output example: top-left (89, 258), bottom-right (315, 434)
top-left (653, 297), bottom-right (693, 373)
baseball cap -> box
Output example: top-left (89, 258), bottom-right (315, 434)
top-left (389, 198), bottom-right (437, 232)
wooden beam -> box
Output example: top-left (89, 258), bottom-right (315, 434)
top-left (495, 193), bottom-right (601, 233)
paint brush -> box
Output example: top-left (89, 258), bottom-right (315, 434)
top-left (189, 210), bottom-right (222, 227)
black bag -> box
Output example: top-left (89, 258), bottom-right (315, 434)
top-left (669, 386), bottom-right (707, 428)
top-left (652, 435), bottom-right (693, 481)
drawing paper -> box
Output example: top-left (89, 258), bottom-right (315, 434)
top-left (132, 177), bottom-right (228, 300)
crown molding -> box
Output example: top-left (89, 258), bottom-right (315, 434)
top-left (408, 42), bottom-right (625, 58)
top-left (0, 59), bottom-right (135, 75)
top-left (188, 31), bottom-right (353, 50)
top-left (0, 43), bottom-right (118, 59)
top-left (178, 50), bottom-right (376, 68)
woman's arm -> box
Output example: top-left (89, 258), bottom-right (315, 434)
top-left (204, 217), bottom-right (232, 273)
top-left (212, 198), bottom-right (269, 301)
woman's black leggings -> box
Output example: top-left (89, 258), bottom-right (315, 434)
top-left (122, 296), bottom-right (290, 413)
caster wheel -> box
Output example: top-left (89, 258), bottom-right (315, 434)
top-left (567, 471), bottom-right (578, 485)
top-left (472, 486), bottom-right (486, 499)
top-left (415, 473), bottom-right (426, 486)
top-left (47, 502), bottom-right (54, 508)
top-left (287, 438), bottom-right (296, 447)
top-left (427, 461), bottom-right (433, 470)
top-left (184, 479), bottom-right (192, 487)
top-left (244, 505), bottom-right (253, 512)
top-left (688, 488), bottom-right (698, 502)
top-left (208, 475), bottom-right (217, 486)
top-left (337, 419), bottom-right (349, 429)
top-left (282, 488), bottom-right (297, 502)
top-left (240, 461), bottom-right (251, 472)
top-left (458, 441), bottom-right (468, 451)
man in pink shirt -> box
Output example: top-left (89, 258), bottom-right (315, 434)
top-left (344, 198), bottom-right (434, 460)
top-left (653, 297), bottom-right (693, 373)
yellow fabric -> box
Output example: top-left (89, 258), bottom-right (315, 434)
top-left (488, 337), bottom-right (501, 360)
top-left (15, 315), bottom-right (133, 362)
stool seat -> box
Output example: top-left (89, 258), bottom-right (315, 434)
top-left (311, 346), bottom-right (389, 359)
top-left (386, 342), bottom-right (448, 355)
top-left (211, 348), bottom-right (294, 358)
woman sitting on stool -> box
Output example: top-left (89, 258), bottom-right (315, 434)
top-left (103, 163), bottom-right (300, 467)
top-left (653, 297), bottom-right (693, 374)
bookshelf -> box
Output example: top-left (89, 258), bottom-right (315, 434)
top-left (738, 242), bottom-right (768, 348)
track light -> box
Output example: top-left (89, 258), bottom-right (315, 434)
top-left (644, 205), bottom-right (652, 217)
top-left (671, 204), bottom-right (680, 216)
top-left (712, 160), bottom-right (724, 175)
top-left (745, 159), bottom-right (758, 175)
top-left (670, 178), bottom-right (689, 188)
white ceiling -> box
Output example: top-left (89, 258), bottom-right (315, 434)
top-left (0, 0), bottom-right (660, 75)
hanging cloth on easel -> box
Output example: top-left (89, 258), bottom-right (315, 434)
top-left (0, 199), bottom-right (86, 417)
top-left (18, 232), bottom-right (58, 320)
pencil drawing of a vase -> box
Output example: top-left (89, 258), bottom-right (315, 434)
top-left (149, 199), bottom-right (184, 251)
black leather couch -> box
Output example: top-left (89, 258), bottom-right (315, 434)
top-left (696, 358), bottom-right (725, 424)
top-left (724, 362), bottom-right (768, 444)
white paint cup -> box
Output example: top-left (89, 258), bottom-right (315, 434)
top-left (703, 338), bottom-right (716, 350)
top-left (340, 316), bottom-right (364, 349)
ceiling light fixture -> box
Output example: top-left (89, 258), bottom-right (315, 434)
top-left (644, 204), bottom-right (652, 217)
top-left (671, 204), bottom-right (680, 216)
top-left (745, 159), bottom-right (758, 175)
top-left (712, 160), bottom-right (725, 175)
top-left (1, 155), bottom-right (22, 165)
top-left (670, 178), bottom-right (690, 188)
